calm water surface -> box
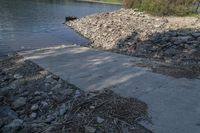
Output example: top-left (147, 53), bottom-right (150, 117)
top-left (0, 0), bottom-right (120, 56)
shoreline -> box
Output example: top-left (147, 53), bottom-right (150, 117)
top-left (77, 0), bottom-right (122, 5)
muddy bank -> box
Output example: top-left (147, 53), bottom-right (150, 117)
top-left (67, 9), bottom-right (200, 78)
top-left (0, 55), bottom-right (150, 133)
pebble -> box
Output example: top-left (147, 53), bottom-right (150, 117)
top-left (85, 126), bottom-right (96, 133)
top-left (0, 106), bottom-right (18, 119)
top-left (97, 117), bottom-right (104, 123)
top-left (12, 97), bottom-right (26, 109)
top-left (30, 113), bottom-right (37, 118)
top-left (41, 101), bottom-right (48, 108)
top-left (51, 84), bottom-right (62, 90)
top-left (14, 74), bottom-right (23, 79)
top-left (31, 104), bottom-right (39, 111)
top-left (34, 91), bottom-right (41, 96)
top-left (45, 115), bottom-right (55, 123)
top-left (61, 89), bottom-right (74, 96)
top-left (74, 90), bottom-right (81, 98)
top-left (59, 104), bottom-right (67, 116)
top-left (1, 119), bottom-right (23, 133)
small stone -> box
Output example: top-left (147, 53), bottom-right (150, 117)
top-left (31, 104), bottom-right (39, 111)
top-left (41, 101), bottom-right (48, 108)
top-left (9, 81), bottom-right (18, 89)
top-left (191, 32), bottom-right (200, 38)
top-left (12, 97), bottom-right (26, 109)
top-left (1, 119), bottom-right (23, 133)
top-left (59, 104), bottom-right (67, 116)
top-left (14, 74), bottom-right (23, 79)
top-left (0, 106), bottom-right (18, 119)
top-left (45, 83), bottom-right (50, 86)
top-left (172, 36), bottom-right (193, 43)
top-left (48, 91), bottom-right (53, 95)
top-left (97, 117), bottom-right (104, 123)
top-left (74, 90), bottom-right (81, 98)
top-left (58, 79), bottom-right (62, 84)
top-left (51, 84), bottom-right (62, 90)
top-left (85, 126), bottom-right (96, 133)
top-left (89, 106), bottom-right (95, 109)
top-left (61, 89), bottom-right (74, 96)
top-left (39, 70), bottom-right (48, 75)
top-left (52, 75), bottom-right (59, 80)
top-left (0, 86), bottom-right (11, 95)
top-left (34, 91), bottom-right (41, 96)
top-left (154, 24), bottom-right (161, 28)
top-left (45, 77), bottom-right (56, 84)
top-left (46, 74), bottom-right (53, 79)
top-left (164, 48), bottom-right (177, 56)
top-left (30, 113), bottom-right (37, 118)
top-left (45, 115), bottom-right (55, 123)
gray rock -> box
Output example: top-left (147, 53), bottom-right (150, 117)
top-left (45, 77), bottom-right (57, 84)
top-left (197, 37), bottom-right (200, 41)
top-left (12, 97), bottom-right (26, 109)
top-left (191, 32), bottom-right (200, 38)
top-left (41, 101), bottom-right (48, 108)
top-left (29, 113), bottom-right (37, 118)
top-left (74, 90), bottom-right (81, 98)
top-left (85, 126), bottom-right (96, 133)
top-left (9, 81), bottom-right (18, 89)
top-left (0, 86), bottom-right (11, 95)
top-left (164, 48), bottom-right (177, 56)
top-left (46, 74), bottom-right (53, 79)
top-left (59, 104), bottom-right (67, 116)
top-left (172, 36), bottom-right (194, 43)
top-left (45, 115), bottom-right (55, 123)
top-left (34, 91), bottom-right (41, 96)
top-left (61, 89), bottom-right (74, 96)
top-left (1, 119), bottom-right (23, 133)
top-left (14, 74), bottom-right (23, 79)
top-left (0, 106), bottom-right (18, 119)
top-left (51, 84), bottom-right (62, 90)
top-left (31, 104), bottom-right (39, 111)
top-left (48, 91), bottom-right (53, 95)
top-left (97, 117), bottom-right (104, 123)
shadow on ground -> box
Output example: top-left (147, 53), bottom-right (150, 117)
top-left (114, 28), bottom-right (200, 79)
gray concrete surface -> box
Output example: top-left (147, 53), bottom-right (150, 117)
top-left (19, 45), bottom-right (200, 133)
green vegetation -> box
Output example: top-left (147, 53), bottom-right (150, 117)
top-left (90, 0), bottom-right (200, 16)
top-left (124, 0), bottom-right (199, 16)
top-left (102, 0), bottom-right (122, 3)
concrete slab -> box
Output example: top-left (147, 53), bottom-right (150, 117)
top-left (19, 45), bottom-right (200, 133)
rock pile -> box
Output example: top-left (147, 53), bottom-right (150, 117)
top-left (67, 9), bottom-right (200, 68)
top-left (68, 9), bottom-right (168, 49)
top-left (0, 55), bottom-right (150, 133)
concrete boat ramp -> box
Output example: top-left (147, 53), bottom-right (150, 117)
top-left (19, 45), bottom-right (200, 133)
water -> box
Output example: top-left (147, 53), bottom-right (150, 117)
top-left (0, 0), bottom-right (120, 56)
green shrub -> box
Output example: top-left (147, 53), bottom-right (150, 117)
top-left (123, 0), bottom-right (196, 16)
